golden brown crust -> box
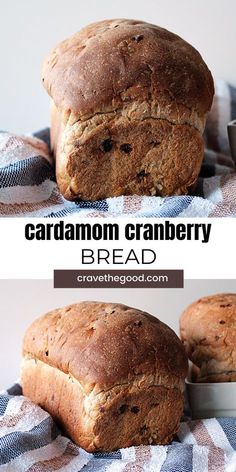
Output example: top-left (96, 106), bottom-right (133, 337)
top-left (180, 293), bottom-right (236, 383)
top-left (21, 358), bottom-right (184, 452)
top-left (23, 302), bottom-right (187, 393)
top-left (22, 302), bottom-right (187, 451)
top-left (42, 19), bottom-right (214, 119)
top-left (42, 19), bottom-right (214, 201)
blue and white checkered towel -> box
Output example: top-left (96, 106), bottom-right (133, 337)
top-left (1, 384), bottom-right (236, 471)
top-left (0, 79), bottom-right (235, 217)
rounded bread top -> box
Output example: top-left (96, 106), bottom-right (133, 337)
top-left (23, 301), bottom-right (188, 394)
top-left (42, 19), bottom-right (214, 119)
top-left (180, 293), bottom-right (236, 369)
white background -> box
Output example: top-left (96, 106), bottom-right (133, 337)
top-left (1, 0), bottom-right (236, 133)
top-left (0, 218), bottom-right (235, 279)
top-left (1, 278), bottom-right (235, 389)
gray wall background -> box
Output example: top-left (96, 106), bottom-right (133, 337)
top-left (1, 279), bottom-right (235, 388)
top-left (1, 0), bottom-right (236, 134)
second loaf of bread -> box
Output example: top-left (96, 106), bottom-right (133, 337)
top-left (21, 301), bottom-right (188, 452)
top-left (180, 293), bottom-right (236, 382)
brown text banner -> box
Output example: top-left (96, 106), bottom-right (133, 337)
top-left (54, 270), bottom-right (184, 288)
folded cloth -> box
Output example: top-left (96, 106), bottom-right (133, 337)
top-left (1, 384), bottom-right (236, 471)
top-left (0, 79), bottom-right (236, 218)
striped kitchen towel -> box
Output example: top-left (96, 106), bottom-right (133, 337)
top-left (1, 384), bottom-right (236, 471)
top-left (0, 78), bottom-right (235, 218)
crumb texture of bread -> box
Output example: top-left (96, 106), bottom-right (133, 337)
top-left (42, 19), bottom-right (214, 201)
top-left (22, 301), bottom-right (188, 452)
top-left (180, 293), bottom-right (236, 383)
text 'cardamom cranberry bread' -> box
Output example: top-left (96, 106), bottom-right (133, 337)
top-left (180, 293), bottom-right (236, 382)
top-left (42, 19), bottom-right (214, 201)
top-left (22, 301), bottom-right (188, 452)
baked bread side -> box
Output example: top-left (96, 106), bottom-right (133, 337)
top-left (51, 101), bottom-right (204, 200)
top-left (180, 293), bottom-right (236, 382)
top-left (22, 301), bottom-right (188, 452)
top-left (42, 19), bottom-right (214, 201)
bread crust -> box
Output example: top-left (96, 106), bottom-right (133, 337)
top-left (22, 301), bottom-right (187, 451)
top-left (42, 19), bottom-right (214, 201)
top-left (21, 358), bottom-right (184, 452)
top-left (180, 293), bottom-right (236, 383)
top-left (42, 19), bottom-right (214, 119)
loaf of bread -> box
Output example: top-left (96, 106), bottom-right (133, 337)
top-left (42, 19), bottom-right (214, 201)
top-left (180, 293), bottom-right (236, 383)
top-left (21, 301), bottom-right (188, 452)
